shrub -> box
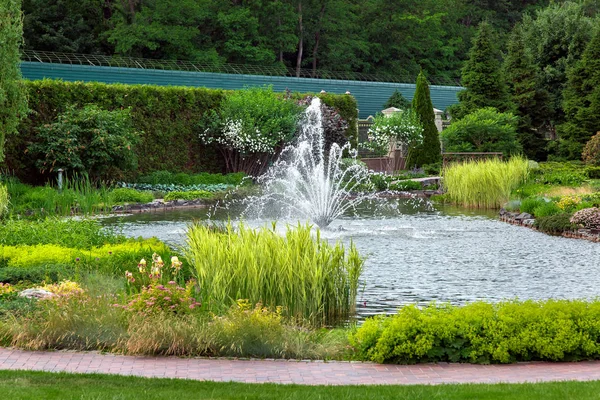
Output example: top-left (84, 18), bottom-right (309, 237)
top-left (443, 157), bottom-right (529, 208)
top-left (582, 132), bottom-right (600, 166)
top-left (28, 105), bottom-right (140, 181)
top-left (441, 108), bottom-right (522, 156)
top-left (556, 195), bottom-right (582, 213)
top-left (0, 264), bottom-right (74, 285)
top-left (164, 191), bottom-right (213, 202)
top-left (349, 300), bottom-right (600, 364)
top-left (534, 213), bottom-right (576, 234)
top-left (520, 197), bottom-right (547, 214)
top-left (0, 218), bottom-right (125, 249)
top-left (364, 111), bottom-right (423, 156)
top-left (109, 188), bottom-right (154, 204)
top-left (123, 183), bottom-right (234, 193)
top-left (185, 222), bottom-right (364, 326)
top-left (124, 281), bottom-right (200, 316)
top-left (40, 280), bottom-right (85, 299)
top-left (571, 207), bottom-right (600, 229)
top-left (532, 202), bottom-right (561, 217)
top-left (200, 86), bottom-right (302, 175)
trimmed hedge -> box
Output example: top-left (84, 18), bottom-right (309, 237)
top-left (5, 80), bottom-right (358, 184)
top-left (350, 300), bottom-right (600, 364)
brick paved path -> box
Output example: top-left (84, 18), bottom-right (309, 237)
top-left (1, 348), bottom-right (600, 385)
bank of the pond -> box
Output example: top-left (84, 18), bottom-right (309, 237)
top-left (499, 208), bottom-right (600, 243)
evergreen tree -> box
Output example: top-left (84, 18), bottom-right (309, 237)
top-left (406, 71), bottom-right (441, 168)
top-left (503, 24), bottom-right (548, 160)
top-left (454, 21), bottom-right (510, 119)
top-left (0, 0), bottom-right (28, 161)
top-left (383, 89), bottom-right (411, 109)
top-left (558, 27), bottom-right (600, 159)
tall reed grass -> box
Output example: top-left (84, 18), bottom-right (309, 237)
top-left (443, 157), bottom-right (529, 208)
top-left (0, 185), bottom-right (8, 218)
top-left (185, 222), bottom-right (364, 327)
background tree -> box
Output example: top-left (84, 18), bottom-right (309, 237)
top-left (503, 23), bottom-right (548, 160)
top-left (452, 21), bottom-right (510, 119)
top-left (406, 71), bottom-right (441, 168)
top-left (383, 89), bottom-right (411, 110)
top-left (0, 0), bottom-right (28, 162)
top-left (557, 26), bottom-right (600, 159)
top-left (520, 1), bottom-right (596, 139)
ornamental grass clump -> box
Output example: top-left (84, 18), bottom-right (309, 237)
top-left (0, 185), bottom-right (8, 218)
top-left (443, 157), bottom-right (529, 208)
top-left (571, 207), bottom-right (600, 229)
top-left (185, 222), bottom-right (364, 327)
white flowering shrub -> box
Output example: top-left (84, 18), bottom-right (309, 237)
top-left (199, 86), bottom-right (302, 175)
top-left (364, 111), bottom-right (423, 155)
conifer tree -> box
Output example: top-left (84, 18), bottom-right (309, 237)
top-left (558, 27), bottom-right (600, 158)
top-left (406, 71), bottom-right (441, 168)
top-left (383, 89), bottom-right (411, 110)
top-left (503, 24), bottom-right (548, 160)
top-left (453, 21), bottom-right (510, 120)
top-left (0, 0), bottom-right (28, 161)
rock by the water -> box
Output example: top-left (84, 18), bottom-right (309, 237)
top-left (19, 288), bottom-right (55, 299)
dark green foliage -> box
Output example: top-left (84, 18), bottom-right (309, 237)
top-left (558, 27), bottom-right (600, 158)
top-left (520, 197), bottom-right (547, 214)
top-left (0, 0), bottom-right (28, 161)
top-left (350, 300), bottom-right (600, 364)
top-left (108, 188), bottom-right (154, 204)
top-left (532, 202), bottom-right (561, 217)
top-left (388, 180), bottom-right (423, 191)
top-left (383, 89), bottom-right (411, 110)
top-left (406, 71), bottom-right (441, 168)
top-left (137, 171), bottom-right (246, 186)
top-left (503, 24), bottom-right (549, 160)
top-left (0, 294), bottom-right (37, 318)
top-left (533, 162), bottom-right (588, 186)
top-left (163, 190), bottom-right (213, 201)
top-left (4, 80), bottom-right (356, 183)
top-left (441, 108), bottom-right (522, 156)
top-left (28, 105), bottom-right (140, 181)
top-left (534, 213), bottom-right (576, 234)
top-left (454, 22), bottom-right (510, 120)
top-left (0, 264), bottom-right (75, 285)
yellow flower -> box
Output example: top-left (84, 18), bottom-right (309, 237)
top-left (138, 258), bottom-right (147, 273)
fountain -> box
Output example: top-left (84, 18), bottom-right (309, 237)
top-left (244, 97), bottom-right (373, 228)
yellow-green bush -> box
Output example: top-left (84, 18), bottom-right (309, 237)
top-left (349, 300), bottom-right (600, 364)
top-left (443, 157), bottom-right (529, 208)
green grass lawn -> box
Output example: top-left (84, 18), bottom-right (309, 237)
top-left (1, 370), bottom-right (599, 400)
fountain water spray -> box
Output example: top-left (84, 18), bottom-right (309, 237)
top-left (244, 97), bottom-right (374, 228)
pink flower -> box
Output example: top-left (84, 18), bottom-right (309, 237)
top-left (168, 281), bottom-right (176, 285)
top-left (189, 304), bottom-right (196, 309)
top-left (164, 297), bottom-right (171, 301)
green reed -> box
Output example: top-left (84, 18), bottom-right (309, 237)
top-left (443, 157), bottom-right (529, 208)
top-left (185, 222), bottom-right (364, 327)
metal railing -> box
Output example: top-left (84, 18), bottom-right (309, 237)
top-left (21, 50), bottom-right (462, 86)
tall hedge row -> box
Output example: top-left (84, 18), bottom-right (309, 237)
top-left (4, 80), bottom-right (357, 183)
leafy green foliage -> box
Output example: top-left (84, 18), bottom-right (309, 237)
top-left (441, 108), bottom-right (522, 155)
top-left (123, 183), bottom-right (233, 194)
top-left (137, 171), bottom-right (246, 186)
top-left (0, 0), bottom-right (28, 161)
top-left (532, 202), bottom-right (561, 217)
top-left (453, 22), bottom-right (510, 120)
top-left (164, 191), bottom-right (213, 202)
top-left (125, 281), bottom-right (200, 316)
top-left (350, 300), bottom-right (600, 364)
top-left (534, 213), bottom-right (576, 234)
top-left (109, 188), bottom-right (154, 204)
top-left (520, 197), bottom-right (547, 214)
top-left (364, 111), bottom-right (423, 155)
top-left (388, 180), bottom-right (423, 191)
top-left (28, 105), bottom-right (140, 181)
top-left (185, 222), bottom-right (363, 327)
top-left (406, 71), bottom-right (441, 168)
top-left (200, 86), bottom-right (302, 175)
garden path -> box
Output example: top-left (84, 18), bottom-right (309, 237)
top-left (1, 348), bottom-right (600, 385)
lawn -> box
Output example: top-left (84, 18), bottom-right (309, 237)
top-left (0, 370), bottom-right (598, 400)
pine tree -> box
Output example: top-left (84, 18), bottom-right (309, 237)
top-left (454, 21), bottom-right (510, 120)
top-left (558, 27), bottom-right (600, 159)
top-left (383, 89), bottom-right (411, 110)
top-left (503, 24), bottom-right (548, 161)
top-left (406, 71), bottom-right (441, 168)
top-left (0, 0), bottom-right (28, 161)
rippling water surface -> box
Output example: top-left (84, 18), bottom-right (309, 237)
top-left (102, 198), bottom-right (600, 318)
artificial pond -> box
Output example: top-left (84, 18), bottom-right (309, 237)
top-left (103, 198), bottom-right (600, 319)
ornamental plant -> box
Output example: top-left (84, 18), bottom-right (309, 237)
top-left (124, 253), bottom-right (186, 293)
top-left (0, 184), bottom-right (8, 218)
top-left (199, 86), bottom-right (302, 175)
top-left (571, 207), bottom-right (600, 229)
top-left (123, 280), bottom-right (200, 315)
top-left (364, 111), bottom-right (423, 156)
top-left (0, 283), bottom-right (14, 297)
top-left (582, 132), bottom-right (600, 166)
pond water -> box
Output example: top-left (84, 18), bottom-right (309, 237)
top-left (102, 198), bottom-right (600, 318)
